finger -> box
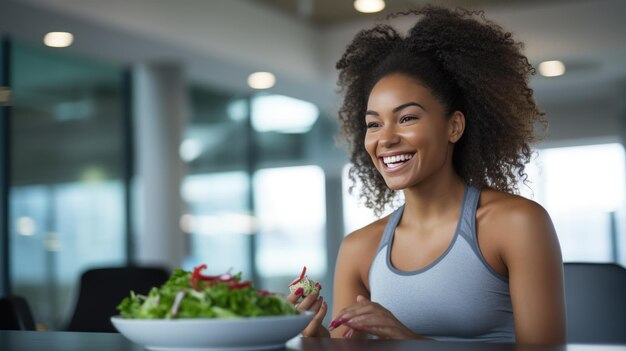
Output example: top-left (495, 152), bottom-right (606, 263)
top-left (286, 287), bottom-right (305, 304)
top-left (313, 299), bottom-right (327, 322)
top-left (310, 295), bottom-right (324, 312)
top-left (342, 327), bottom-right (354, 338)
top-left (301, 295), bottom-right (323, 314)
top-left (343, 312), bottom-right (376, 329)
top-left (295, 291), bottom-right (320, 312)
top-left (302, 300), bottom-right (328, 337)
top-left (329, 307), bottom-right (366, 331)
top-left (333, 300), bottom-right (379, 322)
top-left (356, 294), bottom-right (368, 303)
top-left (329, 296), bottom-right (380, 331)
top-left (344, 313), bottom-right (406, 339)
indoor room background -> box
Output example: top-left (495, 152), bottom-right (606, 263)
top-left (1, 0), bottom-right (625, 330)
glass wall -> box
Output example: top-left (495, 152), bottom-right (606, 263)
top-left (182, 86), bottom-right (338, 293)
top-left (521, 143), bottom-right (626, 265)
top-left (0, 33), bottom-right (8, 297)
top-left (254, 165), bottom-right (327, 292)
top-left (342, 143), bottom-right (626, 266)
top-left (181, 86), bottom-right (252, 278)
top-left (9, 41), bottom-right (125, 329)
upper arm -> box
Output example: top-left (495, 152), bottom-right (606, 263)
top-left (500, 201), bottom-right (566, 344)
top-left (330, 232), bottom-right (373, 338)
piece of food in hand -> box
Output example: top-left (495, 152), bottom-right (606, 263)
top-left (117, 264), bottom-right (297, 319)
top-left (288, 266), bottom-right (321, 297)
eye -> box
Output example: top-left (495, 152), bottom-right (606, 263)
top-left (400, 115), bottom-right (418, 123)
top-left (366, 121), bottom-right (380, 129)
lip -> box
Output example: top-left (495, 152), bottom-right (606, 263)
top-left (378, 152), bottom-right (415, 173)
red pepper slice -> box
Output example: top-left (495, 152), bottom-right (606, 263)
top-left (192, 264), bottom-right (207, 276)
top-left (288, 266), bottom-right (307, 287)
top-left (229, 281), bottom-right (252, 290)
top-left (191, 265), bottom-right (250, 291)
top-left (198, 273), bottom-right (233, 282)
top-left (190, 264), bottom-right (207, 290)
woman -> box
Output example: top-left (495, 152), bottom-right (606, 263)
top-left (288, 6), bottom-right (566, 344)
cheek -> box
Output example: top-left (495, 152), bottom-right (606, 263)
top-left (413, 125), bottom-right (448, 148)
top-left (403, 129), bottom-right (432, 149)
top-left (364, 135), bottom-right (377, 157)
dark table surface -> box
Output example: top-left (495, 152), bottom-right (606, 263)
top-left (1, 331), bottom-right (625, 351)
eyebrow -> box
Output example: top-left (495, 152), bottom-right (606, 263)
top-left (365, 102), bottom-right (426, 116)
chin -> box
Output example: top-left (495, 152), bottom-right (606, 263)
top-left (384, 181), bottom-right (409, 191)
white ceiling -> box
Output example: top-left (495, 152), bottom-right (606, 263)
top-left (1, 0), bottom-right (625, 115)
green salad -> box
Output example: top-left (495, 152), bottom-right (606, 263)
top-left (117, 265), bottom-right (297, 319)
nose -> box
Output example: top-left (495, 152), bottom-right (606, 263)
top-left (378, 124), bottom-right (400, 148)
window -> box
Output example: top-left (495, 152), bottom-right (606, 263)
top-left (181, 172), bottom-right (251, 277)
top-left (341, 143), bottom-right (626, 266)
top-left (342, 164), bottom-right (395, 235)
top-left (184, 87), bottom-right (334, 293)
top-left (254, 166), bottom-right (326, 291)
top-left (182, 86), bottom-right (251, 277)
top-left (523, 143), bottom-right (625, 264)
top-left (9, 41), bottom-right (125, 329)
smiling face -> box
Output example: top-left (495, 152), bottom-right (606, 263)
top-left (364, 73), bottom-right (464, 191)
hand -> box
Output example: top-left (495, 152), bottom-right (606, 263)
top-left (287, 286), bottom-right (329, 337)
top-left (328, 295), bottom-right (420, 339)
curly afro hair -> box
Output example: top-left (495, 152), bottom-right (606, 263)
top-left (336, 6), bottom-right (546, 216)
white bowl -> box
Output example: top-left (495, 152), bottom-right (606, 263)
top-left (111, 312), bottom-right (313, 351)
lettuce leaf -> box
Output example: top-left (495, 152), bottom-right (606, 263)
top-left (117, 268), bottom-right (297, 319)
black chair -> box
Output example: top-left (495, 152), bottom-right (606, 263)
top-left (0, 295), bottom-right (36, 330)
top-left (563, 262), bottom-right (626, 343)
top-left (66, 266), bottom-right (169, 332)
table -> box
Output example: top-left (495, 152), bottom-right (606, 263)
top-left (1, 331), bottom-right (625, 351)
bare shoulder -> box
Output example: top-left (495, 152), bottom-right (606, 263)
top-left (343, 216), bottom-right (389, 253)
top-left (477, 190), bottom-right (565, 344)
top-left (479, 188), bottom-right (550, 224)
top-left (338, 215), bottom-right (391, 288)
top-left (477, 188), bottom-right (559, 263)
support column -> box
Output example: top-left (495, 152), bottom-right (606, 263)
top-left (133, 63), bottom-right (186, 270)
top-left (0, 36), bottom-right (11, 296)
top-left (323, 169), bottom-right (345, 326)
top-left (619, 83), bottom-right (626, 267)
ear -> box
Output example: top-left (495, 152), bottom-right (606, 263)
top-left (448, 111), bottom-right (465, 143)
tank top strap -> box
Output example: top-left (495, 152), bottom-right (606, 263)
top-left (457, 186), bottom-right (480, 246)
top-left (375, 186), bottom-right (482, 256)
top-left (375, 204), bottom-right (404, 254)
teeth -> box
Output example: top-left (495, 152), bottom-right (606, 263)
top-left (382, 154), bottom-right (413, 165)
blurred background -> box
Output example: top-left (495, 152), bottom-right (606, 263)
top-left (0, 0), bottom-right (625, 331)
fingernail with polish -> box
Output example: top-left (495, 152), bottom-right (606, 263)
top-left (315, 282), bottom-right (322, 290)
top-left (328, 319), bottom-right (341, 330)
top-left (342, 328), bottom-right (353, 338)
top-left (294, 287), bottom-right (304, 296)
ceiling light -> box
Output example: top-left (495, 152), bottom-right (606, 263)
top-left (44, 32), bottom-right (74, 48)
top-left (247, 72), bottom-right (276, 89)
top-left (354, 0), bottom-right (385, 13)
top-left (538, 60), bottom-right (566, 77)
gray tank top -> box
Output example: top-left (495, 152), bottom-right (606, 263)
top-left (369, 186), bottom-right (515, 343)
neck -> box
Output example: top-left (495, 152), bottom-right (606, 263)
top-left (401, 173), bottom-right (466, 226)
